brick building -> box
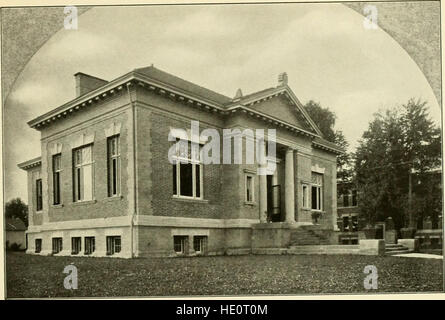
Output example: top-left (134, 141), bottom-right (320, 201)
top-left (18, 66), bottom-right (342, 258)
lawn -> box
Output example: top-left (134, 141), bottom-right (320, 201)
top-left (6, 252), bottom-right (443, 298)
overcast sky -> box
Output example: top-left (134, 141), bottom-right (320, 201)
top-left (5, 3), bottom-right (440, 202)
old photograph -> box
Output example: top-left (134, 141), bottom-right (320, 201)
top-left (2, 1), bottom-right (443, 298)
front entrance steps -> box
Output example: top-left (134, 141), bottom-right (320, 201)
top-left (385, 243), bottom-right (413, 255)
top-left (251, 245), bottom-right (360, 255)
top-left (289, 225), bottom-right (330, 246)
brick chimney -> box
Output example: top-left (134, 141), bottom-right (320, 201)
top-left (74, 72), bottom-right (108, 97)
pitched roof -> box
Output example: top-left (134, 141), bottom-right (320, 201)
top-left (134, 66), bottom-right (232, 106)
top-left (6, 218), bottom-right (26, 231)
top-left (25, 65), bottom-right (342, 154)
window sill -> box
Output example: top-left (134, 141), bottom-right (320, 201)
top-left (172, 196), bottom-right (209, 204)
top-left (244, 201), bottom-right (256, 206)
top-left (52, 204), bottom-right (64, 209)
top-left (72, 199), bottom-right (97, 206)
top-left (104, 195), bottom-right (123, 202)
top-left (35, 210), bottom-right (43, 214)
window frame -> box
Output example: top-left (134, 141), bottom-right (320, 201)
top-left (36, 179), bottom-right (43, 212)
top-left (302, 183), bottom-right (309, 209)
top-left (84, 236), bottom-right (95, 255)
top-left (193, 236), bottom-right (207, 254)
top-left (52, 153), bottom-right (62, 205)
top-left (245, 174), bottom-right (255, 203)
top-left (172, 140), bottom-right (203, 200)
top-left (72, 144), bottom-right (94, 202)
top-left (106, 236), bottom-right (121, 255)
top-left (173, 235), bottom-right (188, 254)
top-left (71, 237), bottom-right (82, 255)
top-left (311, 172), bottom-right (323, 211)
top-left (107, 135), bottom-right (121, 197)
top-left (52, 237), bottom-right (63, 254)
top-left (35, 239), bottom-right (42, 253)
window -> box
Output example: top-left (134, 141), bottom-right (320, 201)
top-left (173, 236), bottom-right (188, 254)
top-left (73, 145), bottom-right (94, 202)
top-left (35, 239), bottom-right (42, 253)
top-left (71, 237), bottom-right (81, 255)
top-left (352, 190), bottom-right (358, 206)
top-left (36, 179), bottom-right (43, 211)
top-left (245, 174), bottom-right (254, 203)
top-left (84, 237), bottom-right (95, 255)
top-left (193, 236), bottom-right (207, 254)
top-left (172, 140), bottom-right (203, 199)
top-left (311, 172), bottom-right (323, 211)
top-left (107, 135), bottom-right (121, 197)
top-left (52, 237), bottom-right (63, 254)
top-left (302, 184), bottom-right (309, 209)
top-left (343, 194), bottom-right (349, 207)
top-left (106, 236), bottom-right (121, 255)
top-left (53, 154), bottom-right (62, 205)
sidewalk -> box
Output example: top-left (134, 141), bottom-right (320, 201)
top-left (392, 253), bottom-right (443, 260)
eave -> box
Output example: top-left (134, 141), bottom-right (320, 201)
top-left (17, 156), bottom-right (42, 170)
top-left (312, 140), bottom-right (343, 155)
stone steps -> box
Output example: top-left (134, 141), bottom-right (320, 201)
top-left (289, 226), bottom-right (330, 246)
top-left (385, 243), bottom-right (413, 255)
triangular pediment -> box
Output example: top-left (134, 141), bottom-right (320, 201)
top-left (234, 87), bottom-right (323, 136)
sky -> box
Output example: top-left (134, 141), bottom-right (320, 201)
top-left (4, 3), bottom-right (440, 202)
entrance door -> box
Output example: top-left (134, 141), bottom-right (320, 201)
top-left (267, 175), bottom-right (281, 222)
top-left (375, 223), bottom-right (385, 239)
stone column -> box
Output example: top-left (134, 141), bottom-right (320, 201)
top-left (259, 172), bottom-right (268, 223)
top-left (285, 148), bottom-right (295, 223)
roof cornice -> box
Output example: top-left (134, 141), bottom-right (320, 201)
top-left (312, 140), bottom-right (343, 155)
top-left (17, 156), bottom-right (42, 170)
top-left (232, 105), bottom-right (320, 139)
top-left (28, 71), bottom-right (135, 130)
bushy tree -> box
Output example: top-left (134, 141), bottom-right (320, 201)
top-left (354, 99), bottom-right (441, 230)
top-left (5, 198), bottom-right (28, 227)
top-left (304, 100), bottom-right (353, 192)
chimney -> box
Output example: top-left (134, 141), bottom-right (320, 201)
top-left (278, 72), bottom-right (288, 86)
top-left (74, 72), bottom-right (108, 97)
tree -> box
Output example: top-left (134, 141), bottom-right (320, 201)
top-left (354, 99), bottom-right (441, 230)
top-left (5, 198), bottom-right (28, 227)
top-left (304, 100), bottom-right (353, 191)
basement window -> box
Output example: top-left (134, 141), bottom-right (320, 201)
top-left (173, 236), bottom-right (188, 254)
top-left (71, 237), bottom-right (82, 255)
top-left (106, 236), bottom-right (121, 255)
top-left (35, 239), bottom-right (42, 253)
top-left (193, 236), bottom-right (207, 254)
top-left (52, 237), bottom-right (63, 254)
top-left (84, 237), bottom-right (95, 255)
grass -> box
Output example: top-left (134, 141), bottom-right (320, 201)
top-left (6, 251), bottom-right (443, 298)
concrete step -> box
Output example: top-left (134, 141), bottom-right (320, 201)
top-left (385, 246), bottom-right (407, 251)
top-left (386, 244), bottom-right (404, 248)
top-left (386, 249), bottom-right (414, 255)
top-left (289, 226), bottom-right (330, 246)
